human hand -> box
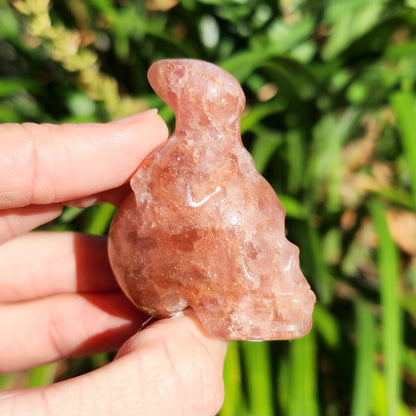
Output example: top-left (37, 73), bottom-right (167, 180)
top-left (0, 110), bottom-right (227, 415)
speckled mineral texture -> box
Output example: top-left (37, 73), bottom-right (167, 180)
top-left (108, 59), bottom-right (316, 340)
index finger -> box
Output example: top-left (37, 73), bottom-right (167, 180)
top-left (0, 110), bottom-right (168, 209)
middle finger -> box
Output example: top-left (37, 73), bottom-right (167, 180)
top-left (0, 231), bottom-right (119, 302)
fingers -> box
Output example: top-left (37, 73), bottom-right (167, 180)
top-left (0, 292), bottom-right (146, 373)
top-left (0, 110), bottom-right (168, 209)
top-left (0, 204), bottom-right (62, 245)
top-left (0, 184), bottom-right (132, 244)
top-left (0, 232), bottom-right (119, 302)
top-left (0, 232), bottom-right (146, 372)
top-left (0, 314), bottom-right (227, 416)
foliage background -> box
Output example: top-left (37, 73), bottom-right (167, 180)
top-left (2, 0), bottom-right (416, 414)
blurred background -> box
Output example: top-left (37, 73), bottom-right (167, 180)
top-left (1, 0), bottom-right (416, 414)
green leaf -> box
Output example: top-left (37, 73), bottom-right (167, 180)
top-left (59, 206), bottom-right (85, 223)
top-left (241, 341), bottom-right (274, 416)
top-left (66, 92), bottom-right (96, 117)
top-left (369, 200), bottom-right (402, 416)
top-left (220, 49), bottom-right (279, 83)
top-left (84, 203), bottom-right (116, 235)
top-left (306, 108), bottom-right (361, 211)
top-left (312, 303), bottom-right (340, 349)
top-left (0, 78), bottom-right (37, 97)
top-left (221, 341), bottom-right (247, 416)
top-left (391, 91), bottom-right (416, 211)
top-left (287, 332), bottom-right (319, 416)
top-left (241, 100), bottom-right (286, 134)
top-left (301, 221), bottom-right (333, 304)
top-left (0, 5), bottom-right (20, 38)
top-left (351, 299), bottom-right (376, 416)
top-left (323, 2), bottom-right (387, 60)
top-left (279, 194), bottom-right (308, 219)
top-left (286, 129), bottom-right (306, 194)
top-left (249, 128), bottom-right (283, 175)
top-left (0, 373), bottom-right (18, 390)
top-left (27, 363), bottom-right (58, 388)
top-left (262, 14), bottom-right (315, 55)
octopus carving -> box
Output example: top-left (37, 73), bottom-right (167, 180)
top-left (108, 59), bottom-right (316, 340)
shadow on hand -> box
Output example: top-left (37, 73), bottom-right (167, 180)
top-left (69, 232), bottom-right (150, 360)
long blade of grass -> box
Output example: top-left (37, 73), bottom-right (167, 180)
top-left (312, 303), bottom-right (340, 349)
top-left (286, 129), bottom-right (306, 195)
top-left (401, 346), bottom-right (416, 386)
top-left (241, 341), bottom-right (274, 416)
top-left (27, 363), bottom-right (58, 388)
top-left (279, 194), bottom-right (309, 220)
top-left (0, 374), bottom-right (18, 390)
top-left (220, 49), bottom-right (279, 83)
top-left (250, 128), bottom-right (283, 175)
top-left (241, 100), bottom-right (286, 134)
top-left (372, 369), bottom-right (412, 416)
top-left (84, 203), bottom-right (116, 235)
top-left (351, 298), bottom-right (376, 416)
top-left (304, 221), bottom-right (333, 304)
top-left (277, 352), bottom-right (290, 413)
top-left (391, 91), bottom-right (416, 211)
top-left (370, 200), bottom-right (402, 416)
top-left (220, 341), bottom-right (246, 416)
top-left (306, 108), bottom-right (361, 212)
top-left (59, 206), bottom-right (85, 223)
top-left (287, 332), bottom-right (319, 416)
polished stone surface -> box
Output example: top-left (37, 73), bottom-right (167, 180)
top-left (108, 59), bottom-right (315, 340)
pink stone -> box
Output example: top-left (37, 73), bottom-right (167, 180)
top-left (108, 59), bottom-right (316, 340)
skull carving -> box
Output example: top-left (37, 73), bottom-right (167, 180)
top-left (108, 59), bottom-right (316, 340)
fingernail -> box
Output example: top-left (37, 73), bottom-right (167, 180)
top-left (110, 108), bottom-right (158, 124)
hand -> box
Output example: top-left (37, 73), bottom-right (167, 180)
top-left (0, 111), bottom-right (227, 415)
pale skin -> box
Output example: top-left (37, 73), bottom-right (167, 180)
top-left (0, 110), bottom-right (227, 415)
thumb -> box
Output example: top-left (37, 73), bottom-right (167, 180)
top-left (0, 314), bottom-right (227, 416)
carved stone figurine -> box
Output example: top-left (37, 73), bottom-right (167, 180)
top-left (108, 59), bottom-right (316, 340)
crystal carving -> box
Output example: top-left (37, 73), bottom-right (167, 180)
top-left (108, 59), bottom-right (315, 340)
